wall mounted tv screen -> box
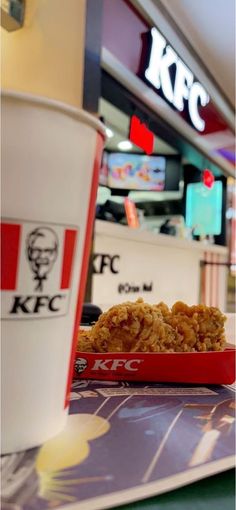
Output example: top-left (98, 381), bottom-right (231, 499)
top-left (107, 153), bottom-right (166, 191)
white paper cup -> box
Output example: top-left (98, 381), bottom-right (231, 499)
top-left (1, 91), bottom-right (105, 453)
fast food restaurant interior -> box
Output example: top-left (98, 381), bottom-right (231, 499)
top-left (1, 0), bottom-right (235, 509)
top-left (97, 96), bottom-right (226, 243)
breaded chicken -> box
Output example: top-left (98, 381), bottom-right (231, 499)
top-left (169, 301), bottom-right (226, 351)
top-left (89, 298), bottom-right (178, 353)
top-left (78, 299), bottom-right (227, 353)
top-left (78, 329), bottom-right (95, 352)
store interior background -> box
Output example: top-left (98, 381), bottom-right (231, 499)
top-left (90, 96), bottom-right (235, 312)
top-left (81, 0), bottom-right (235, 313)
top-left (3, 0), bottom-right (233, 312)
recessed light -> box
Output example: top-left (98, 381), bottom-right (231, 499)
top-left (117, 140), bottom-right (133, 151)
top-left (105, 127), bottom-right (114, 138)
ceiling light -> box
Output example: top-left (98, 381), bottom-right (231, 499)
top-left (105, 127), bottom-right (114, 139)
top-left (117, 140), bottom-right (133, 151)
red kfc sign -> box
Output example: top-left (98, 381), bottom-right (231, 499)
top-left (129, 115), bottom-right (154, 155)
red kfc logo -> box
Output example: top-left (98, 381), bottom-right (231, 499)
top-left (1, 221), bottom-right (78, 318)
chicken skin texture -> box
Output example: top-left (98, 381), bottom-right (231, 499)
top-left (78, 299), bottom-right (226, 353)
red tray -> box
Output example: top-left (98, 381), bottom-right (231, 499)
top-left (73, 345), bottom-right (236, 385)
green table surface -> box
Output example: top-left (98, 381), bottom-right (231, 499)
top-left (115, 469), bottom-right (235, 510)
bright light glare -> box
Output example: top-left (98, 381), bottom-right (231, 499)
top-left (105, 127), bottom-right (114, 138)
top-left (117, 140), bottom-right (133, 151)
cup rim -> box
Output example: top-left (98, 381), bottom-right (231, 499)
top-left (1, 89), bottom-right (106, 138)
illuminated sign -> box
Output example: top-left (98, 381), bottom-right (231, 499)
top-left (129, 115), bottom-right (154, 155)
top-left (143, 27), bottom-right (209, 132)
top-left (203, 169), bottom-right (214, 189)
top-left (186, 181), bottom-right (222, 235)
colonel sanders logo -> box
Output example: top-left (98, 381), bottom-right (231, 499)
top-left (75, 358), bottom-right (88, 374)
top-left (26, 227), bottom-right (58, 291)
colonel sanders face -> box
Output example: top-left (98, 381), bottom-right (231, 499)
top-left (26, 227), bottom-right (58, 291)
top-left (75, 358), bottom-right (88, 374)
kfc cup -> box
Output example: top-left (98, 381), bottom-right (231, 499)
top-left (1, 91), bottom-right (105, 454)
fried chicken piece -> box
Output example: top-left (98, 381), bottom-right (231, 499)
top-left (77, 299), bottom-right (226, 353)
top-left (166, 301), bottom-right (226, 352)
top-left (89, 298), bottom-right (178, 353)
top-left (155, 302), bottom-right (171, 319)
top-left (78, 329), bottom-right (95, 352)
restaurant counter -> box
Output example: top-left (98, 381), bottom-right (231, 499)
top-left (92, 220), bottom-right (228, 311)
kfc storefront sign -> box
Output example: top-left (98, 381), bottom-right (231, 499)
top-left (143, 27), bottom-right (209, 132)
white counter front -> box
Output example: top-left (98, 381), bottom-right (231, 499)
top-left (92, 220), bottom-right (228, 311)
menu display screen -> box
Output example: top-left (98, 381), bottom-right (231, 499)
top-left (107, 153), bottom-right (166, 190)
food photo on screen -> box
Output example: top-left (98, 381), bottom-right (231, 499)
top-left (108, 153), bottom-right (166, 190)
